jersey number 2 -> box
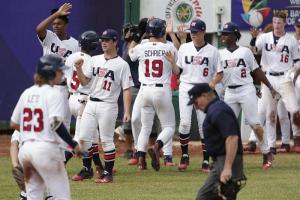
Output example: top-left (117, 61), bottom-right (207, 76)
top-left (145, 59), bottom-right (163, 78)
top-left (23, 108), bottom-right (44, 132)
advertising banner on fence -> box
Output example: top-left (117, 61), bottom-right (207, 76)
top-left (232, 0), bottom-right (300, 31)
top-left (140, 0), bottom-right (219, 32)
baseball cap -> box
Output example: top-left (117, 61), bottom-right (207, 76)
top-left (295, 17), bottom-right (300, 26)
top-left (100, 29), bottom-right (119, 41)
top-left (187, 83), bottom-right (212, 105)
top-left (189, 19), bottom-right (206, 32)
top-left (221, 22), bottom-right (240, 33)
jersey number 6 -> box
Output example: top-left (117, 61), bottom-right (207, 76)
top-left (144, 59), bottom-right (163, 78)
top-left (23, 108), bottom-right (44, 132)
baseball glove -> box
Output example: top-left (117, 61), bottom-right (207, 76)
top-left (12, 165), bottom-right (25, 191)
top-left (218, 177), bottom-right (247, 200)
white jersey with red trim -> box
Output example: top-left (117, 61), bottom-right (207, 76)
top-left (83, 55), bottom-right (133, 102)
top-left (256, 32), bottom-right (300, 72)
top-left (11, 85), bottom-right (65, 143)
top-left (38, 30), bottom-right (80, 60)
top-left (65, 52), bottom-right (92, 94)
top-left (176, 42), bottom-right (222, 84)
top-left (129, 41), bottom-right (178, 84)
top-left (219, 46), bottom-right (259, 87)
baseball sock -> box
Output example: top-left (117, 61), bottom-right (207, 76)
top-left (180, 133), bottom-right (190, 155)
top-left (104, 149), bottom-right (116, 175)
top-left (64, 151), bottom-right (73, 164)
top-left (92, 143), bottom-right (103, 168)
top-left (201, 139), bottom-right (209, 162)
top-left (83, 146), bottom-right (93, 170)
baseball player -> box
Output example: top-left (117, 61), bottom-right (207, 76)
top-left (254, 11), bottom-right (300, 153)
top-left (219, 22), bottom-right (279, 169)
top-left (64, 31), bottom-right (104, 181)
top-left (129, 18), bottom-right (177, 171)
top-left (36, 3), bottom-right (80, 132)
top-left (165, 18), bottom-right (223, 172)
top-left (247, 23), bottom-right (293, 154)
top-left (75, 29), bottom-right (133, 183)
top-left (121, 21), bottom-right (164, 166)
top-left (10, 54), bottom-right (81, 199)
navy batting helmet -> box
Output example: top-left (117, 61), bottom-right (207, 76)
top-left (146, 18), bottom-right (166, 38)
top-left (78, 30), bottom-right (100, 51)
top-left (37, 54), bottom-right (68, 80)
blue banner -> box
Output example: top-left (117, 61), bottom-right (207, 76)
top-left (232, 0), bottom-right (300, 31)
top-left (0, 0), bottom-right (124, 120)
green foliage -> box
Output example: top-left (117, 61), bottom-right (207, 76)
top-left (1, 154), bottom-right (300, 200)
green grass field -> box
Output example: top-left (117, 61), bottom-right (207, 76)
top-left (1, 154), bottom-right (299, 200)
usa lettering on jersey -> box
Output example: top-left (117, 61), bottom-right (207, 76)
top-left (184, 56), bottom-right (209, 66)
top-left (50, 43), bottom-right (73, 58)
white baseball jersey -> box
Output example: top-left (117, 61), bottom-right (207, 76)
top-left (219, 46), bottom-right (259, 87)
top-left (11, 85), bottom-right (65, 143)
top-left (38, 30), bottom-right (80, 60)
top-left (65, 52), bottom-right (92, 94)
top-left (83, 55), bottom-right (133, 103)
top-left (129, 41), bottom-right (178, 84)
top-left (256, 32), bottom-right (300, 72)
top-left (177, 42), bottom-right (222, 84)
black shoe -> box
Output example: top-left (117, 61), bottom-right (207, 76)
top-left (178, 154), bottom-right (189, 170)
top-left (280, 143), bottom-right (290, 152)
top-left (201, 161), bottom-right (210, 173)
top-left (164, 155), bottom-right (175, 166)
top-left (71, 167), bottom-right (93, 181)
top-left (244, 141), bottom-right (256, 152)
top-left (262, 153), bottom-right (273, 170)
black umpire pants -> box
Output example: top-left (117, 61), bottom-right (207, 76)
top-left (195, 154), bottom-right (244, 200)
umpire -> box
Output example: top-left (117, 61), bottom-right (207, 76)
top-left (187, 83), bottom-right (246, 200)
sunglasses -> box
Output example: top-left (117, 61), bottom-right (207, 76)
top-left (296, 25), bottom-right (300, 28)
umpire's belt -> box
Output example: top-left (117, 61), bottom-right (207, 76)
top-left (268, 71), bottom-right (285, 76)
top-left (142, 83), bottom-right (163, 87)
top-left (90, 97), bottom-right (104, 102)
top-left (228, 85), bottom-right (242, 89)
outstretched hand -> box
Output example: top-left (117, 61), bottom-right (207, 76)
top-left (57, 3), bottom-right (72, 16)
top-left (165, 51), bottom-right (176, 65)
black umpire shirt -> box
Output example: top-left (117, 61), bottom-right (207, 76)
top-left (203, 98), bottom-right (243, 157)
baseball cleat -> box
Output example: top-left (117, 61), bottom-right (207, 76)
top-left (71, 167), bottom-right (93, 181)
top-left (95, 171), bottom-right (113, 183)
top-left (19, 191), bottom-right (27, 200)
top-left (148, 146), bottom-right (160, 171)
top-left (244, 141), bottom-right (257, 153)
top-left (128, 151), bottom-right (138, 165)
top-left (137, 156), bottom-right (147, 171)
top-left (164, 155), bottom-right (175, 166)
top-left (178, 154), bottom-right (189, 171)
top-left (262, 153), bottom-right (273, 170)
top-left (201, 161), bottom-right (210, 173)
top-left (280, 143), bottom-right (290, 152)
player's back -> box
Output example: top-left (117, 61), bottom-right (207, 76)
top-left (130, 41), bottom-right (176, 85)
top-left (18, 85), bottom-right (64, 143)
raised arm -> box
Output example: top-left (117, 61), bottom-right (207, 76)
top-left (36, 3), bottom-right (72, 40)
